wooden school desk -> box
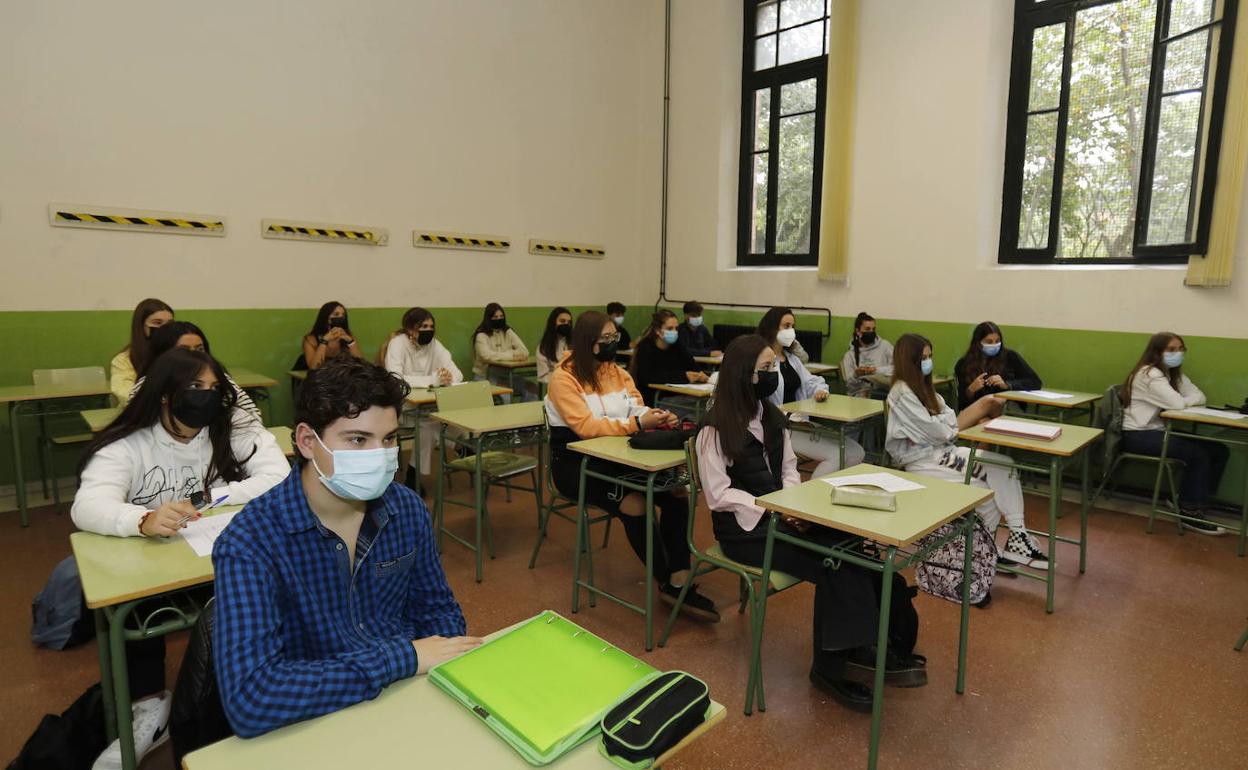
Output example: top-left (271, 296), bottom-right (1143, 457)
top-left (995, 389), bottom-right (1102, 424)
top-left (1153, 408), bottom-right (1248, 556)
top-left (780, 395), bottom-right (885, 468)
top-left (650, 382), bottom-right (715, 421)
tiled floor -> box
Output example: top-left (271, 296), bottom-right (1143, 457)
top-left (2, 487), bottom-right (1246, 769)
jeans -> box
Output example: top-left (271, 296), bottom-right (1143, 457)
top-left (1121, 429), bottom-right (1230, 508)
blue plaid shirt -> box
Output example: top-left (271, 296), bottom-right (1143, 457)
top-left (213, 467), bottom-right (465, 738)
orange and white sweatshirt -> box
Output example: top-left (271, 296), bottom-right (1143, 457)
top-left (545, 360), bottom-right (649, 438)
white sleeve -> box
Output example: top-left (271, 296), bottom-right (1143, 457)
top-left (383, 336), bottom-right (406, 378)
top-left (208, 428), bottom-right (290, 505)
top-left (876, 340), bottom-right (895, 377)
top-left (888, 388), bottom-right (958, 446)
top-left (793, 356), bottom-right (829, 399)
top-left (839, 348), bottom-right (857, 382)
top-left (1140, 368), bottom-right (1189, 412)
top-left (437, 342), bottom-right (464, 385)
top-left (1177, 374), bottom-right (1206, 408)
top-left (71, 441), bottom-right (149, 537)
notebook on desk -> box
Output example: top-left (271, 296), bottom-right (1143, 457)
top-left (429, 610), bottom-right (657, 766)
top-left (983, 418), bottom-right (1061, 441)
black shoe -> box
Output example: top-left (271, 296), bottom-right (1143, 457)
top-left (1181, 509), bottom-right (1228, 536)
top-left (809, 668), bottom-right (874, 713)
top-left (844, 646), bottom-right (928, 688)
top-left (658, 582), bottom-right (721, 623)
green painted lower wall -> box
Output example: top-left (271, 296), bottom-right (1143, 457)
top-left (2, 305), bottom-right (1245, 505)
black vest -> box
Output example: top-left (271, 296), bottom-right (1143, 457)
top-left (723, 428), bottom-right (785, 499)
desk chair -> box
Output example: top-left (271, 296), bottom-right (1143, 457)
top-left (1090, 386), bottom-right (1183, 532)
top-left (34, 367), bottom-right (108, 510)
top-left (528, 409), bottom-right (613, 569)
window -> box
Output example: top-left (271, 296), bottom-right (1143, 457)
top-left (1000, 0), bottom-right (1238, 264)
top-left (738, 0), bottom-right (830, 267)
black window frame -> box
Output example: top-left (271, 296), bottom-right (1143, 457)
top-left (999, 0), bottom-right (1238, 265)
top-left (737, 0), bottom-right (829, 268)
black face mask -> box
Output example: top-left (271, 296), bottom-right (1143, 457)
top-left (556, 323), bottom-right (572, 338)
top-left (753, 371), bottom-right (779, 400)
top-left (594, 341), bottom-right (620, 362)
top-left (328, 316), bottom-right (347, 329)
top-left (172, 388), bottom-right (223, 429)
top-left (491, 318), bottom-right (507, 330)
top-left (860, 331), bottom-right (877, 345)
top-left (416, 329), bottom-right (435, 345)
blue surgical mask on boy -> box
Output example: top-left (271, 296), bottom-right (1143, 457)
top-left (661, 329), bottom-right (679, 345)
top-left (920, 358), bottom-right (934, 376)
top-left (613, 315), bottom-right (625, 326)
top-left (981, 342), bottom-right (1002, 357)
top-left (688, 316), bottom-right (703, 328)
top-left (311, 433), bottom-right (399, 501)
top-left (1163, 350), bottom-right (1185, 369)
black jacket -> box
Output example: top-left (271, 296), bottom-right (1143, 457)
top-left (631, 337), bottom-right (696, 406)
top-left (954, 349), bottom-right (1041, 411)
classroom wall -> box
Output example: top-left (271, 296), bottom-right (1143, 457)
top-left (0, 0), bottom-right (661, 311)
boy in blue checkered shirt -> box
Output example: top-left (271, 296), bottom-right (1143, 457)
top-left (213, 358), bottom-right (480, 738)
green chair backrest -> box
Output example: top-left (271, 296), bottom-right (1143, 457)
top-left (433, 380), bottom-right (495, 412)
top-left (33, 366), bottom-right (107, 389)
top-left (683, 436), bottom-right (704, 547)
top-left (1097, 384), bottom-right (1125, 467)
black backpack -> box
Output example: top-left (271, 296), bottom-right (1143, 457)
top-left (7, 683), bottom-right (108, 770)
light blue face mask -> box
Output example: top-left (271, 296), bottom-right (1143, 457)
top-left (1163, 350), bottom-right (1185, 369)
top-left (920, 358), bottom-right (934, 376)
top-left (613, 315), bottom-right (625, 326)
top-left (981, 342), bottom-right (1002, 357)
top-left (688, 316), bottom-right (703, 328)
top-left (661, 329), bottom-right (679, 345)
top-left (312, 433), bottom-right (399, 501)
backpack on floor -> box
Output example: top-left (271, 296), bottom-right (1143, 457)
top-left (914, 518), bottom-right (996, 605)
top-left (31, 556), bottom-right (93, 651)
top-left (6, 683), bottom-right (107, 770)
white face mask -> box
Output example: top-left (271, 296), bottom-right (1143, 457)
top-left (613, 315), bottom-right (625, 326)
top-left (311, 432), bottom-right (399, 501)
top-left (776, 328), bottom-right (797, 347)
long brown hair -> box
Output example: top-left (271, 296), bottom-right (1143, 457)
top-left (892, 333), bottom-right (941, 415)
top-left (957, 321), bottom-right (1009, 380)
top-left (123, 298), bottom-right (174, 373)
top-left (1122, 331), bottom-right (1185, 406)
top-left (629, 309), bottom-right (678, 377)
top-left (562, 310), bottom-right (614, 392)
top-left (702, 335), bottom-right (787, 463)
top-left (377, 307), bottom-right (433, 364)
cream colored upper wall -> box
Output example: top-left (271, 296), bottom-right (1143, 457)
top-left (0, 0), bottom-right (658, 311)
top-left (661, 0), bottom-right (1248, 337)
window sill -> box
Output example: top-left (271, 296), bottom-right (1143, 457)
top-left (726, 265), bottom-right (819, 273)
top-left (993, 262), bottom-right (1187, 272)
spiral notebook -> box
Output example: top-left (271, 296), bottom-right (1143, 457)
top-left (428, 610), bottom-right (657, 766)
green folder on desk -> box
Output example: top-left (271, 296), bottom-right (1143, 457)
top-left (429, 610), bottom-right (657, 766)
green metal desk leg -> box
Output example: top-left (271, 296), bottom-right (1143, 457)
top-left (1235, 622), bottom-right (1248, 651)
top-left (1046, 457), bottom-right (1060, 614)
top-left (748, 514), bottom-right (780, 716)
top-left (838, 426), bottom-right (846, 470)
top-left (644, 474), bottom-right (656, 652)
top-left (107, 601), bottom-right (138, 770)
top-left (434, 424), bottom-right (447, 553)
top-left (957, 515), bottom-right (973, 694)
top-left (1079, 450), bottom-right (1090, 574)
top-left (571, 456), bottom-right (589, 614)
top-left (96, 609), bottom-right (117, 743)
top-left (10, 402), bottom-right (29, 527)
top-left (473, 438), bottom-right (485, 583)
top-left (1147, 423), bottom-right (1174, 534)
top-left (867, 548), bottom-right (897, 770)
top-left (1238, 461), bottom-right (1247, 557)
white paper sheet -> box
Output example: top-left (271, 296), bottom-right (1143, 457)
top-left (1177, 407), bottom-right (1248, 421)
top-left (822, 473), bottom-right (925, 493)
top-left (1020, 390), bottom-right (1075, 400)
top-left (178, 510), bottom-right (239, 557)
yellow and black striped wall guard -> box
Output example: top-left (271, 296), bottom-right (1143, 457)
top-left (49, 203), bottom-right (226, 236)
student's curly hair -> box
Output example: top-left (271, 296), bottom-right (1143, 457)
top-left (296, 358), bottom-right (410, 434)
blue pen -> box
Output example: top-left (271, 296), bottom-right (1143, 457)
top-left (176, 494), bottom-right (230, 527)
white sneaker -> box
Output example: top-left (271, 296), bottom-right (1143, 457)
top-left (93, 691), bottom-right (171, 770)
top-left (999, 529), bottom-right (1050, 570)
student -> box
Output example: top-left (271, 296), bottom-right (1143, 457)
top-left (698, 335), bottom-right (919, 712)
top-left (471, 302), bottom-right (529, 380)
top-left (758, 307), bottom-right (864, 476)
top-left (545, 311), bottom-right (718, 620)
top-left (536, 306), bottom-right (573, 384)
top-left (629, 309), bottom-right (708, 408)
top-left (138, 321), bottom-right (262, 422)
top-left (1120, 332), bottom-right (1229, 534)
top-left (214, 358), bottom-right (477, 738)
top-left (886, 333), bottom-right (1048, 567)
top-left (383, 307), bottom-right (463, 487)
top-left (607, 301), bottom-right (632, 350)
top-left (677, 300), bottom-right (721, 359)
top-left (840, 312), bottom-right (894, 398)
top-left (72, 348), bottom-right (288, 768)
top-left (300, 301), bottom-right (364, 371)
top-left (954, 321), bottom-right (1042, 411)
top-left (110, 298), bottom-right (174, 404)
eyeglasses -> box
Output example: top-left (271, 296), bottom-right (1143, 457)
top-left (597, 333), bottom-right (622, 345)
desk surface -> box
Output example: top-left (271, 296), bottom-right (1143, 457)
top-left (489, 358), bottom-right (538, 369)
top-left (958, 417), bottom-right (1103, 457)
top-left (288, 370), bottom-right (308, 382)
top-left (1161, 408), bottom-right (1248, 431)
top-left (616, 349), bottom-right (721, 367)
top-left (755, 463), bottom-right (992, 548)
top-left (408, 384), bottom-right (513, 406)
top-left (781, 395), bottom-right (884, 423)
top-left (0, 382), bottom-right (112, 404)
top-left (182, 623), bottom-right (724, 770)
top-left (650, 383), bottom-right (716, 399)
top-left (432, 402), bottom-right (545, 433)
top-left (997, 389), bottom-right (1101, 408)
top-left (567, 436), bottom-right (686, 473)
top-left (229, 368), bottom-right (278, 390)
top-left (806, 362), bottom-right (839, 376)
top-left (71, 506), bottom-right (243, 609)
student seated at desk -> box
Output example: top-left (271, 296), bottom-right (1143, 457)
top-left (72, 348), bottom-right (289, 769)
top-left (840, 312), bottom-right (893, 398)
top-left (954, 321), bottom-right (1041, 411)
top-left (471, 303), bottom-right (528, 401)
top-left (536, 306), bottom-right (573, 384)
top-left (110, 298), bottom-right (174, 404)
top-left (607, 301), bottom-right (632, 350)
top-left (698, 335), bottom-right (919, 712)
top-left (545, 311), bottom-right (719, 621)
top-left (886, 333), bottom-right (1047, 569)
top-left (758, 307), bottom-right (864, 476)
top-left (136, 321), bottom-right (261, 422)
top-left (214, 358), bottom-right (477, 738)
top-left (1120, 332), bottom-right (1229, 535)
top-left (630, 309), bottom-right (709, 408)
top-left (383, 307), bottom-right (463, 489)
top-left (677, 301), bottom-right (721, 359)
top-left (299, 301), bottom-right (364, 371)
